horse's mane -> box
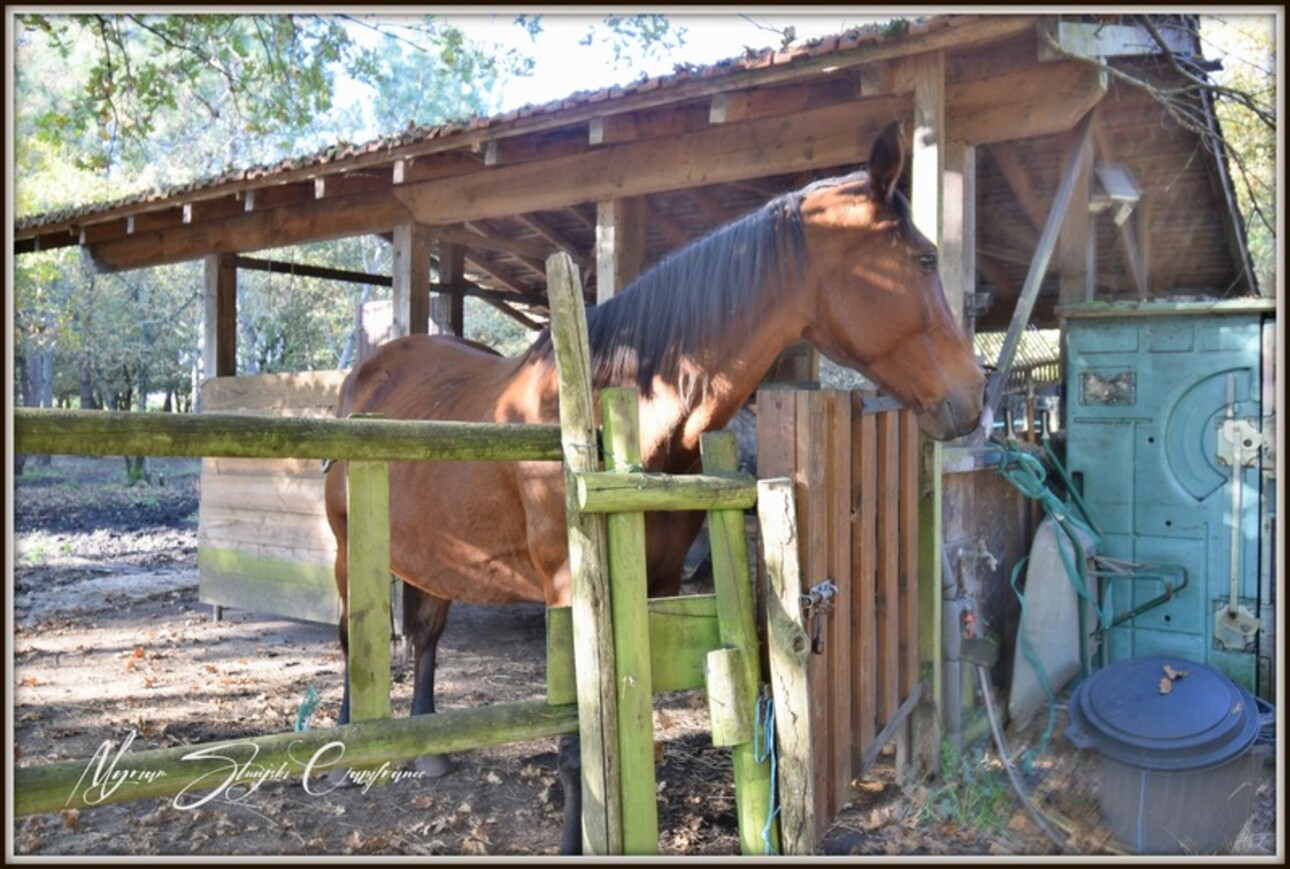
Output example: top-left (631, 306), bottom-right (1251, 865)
top-left (527, 169), bottom-right (872, 398)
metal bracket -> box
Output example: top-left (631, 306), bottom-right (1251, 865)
top-left (1216, 417), bottom-right (1266, 469)
top-left (801, 579), bottom-right (839, 655)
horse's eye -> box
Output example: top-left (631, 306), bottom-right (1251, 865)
top-left (918, 251), bottom-right (937, 273)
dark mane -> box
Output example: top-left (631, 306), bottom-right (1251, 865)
top-left (528, 169), bottom-right (871, 397)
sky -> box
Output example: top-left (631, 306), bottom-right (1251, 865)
top-left (336, 10), bottom-right (892, 134)
top-left (434, 11), bottom-right (889, 111)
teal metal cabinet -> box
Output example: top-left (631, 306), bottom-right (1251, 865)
top-left (1063, 300), bottom-right (1276, 696)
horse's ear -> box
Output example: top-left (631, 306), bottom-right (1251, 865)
top-left (868, 121), bottom-right (905, 205)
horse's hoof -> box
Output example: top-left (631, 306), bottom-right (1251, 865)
top-left (412, 754), bottom-right (456, 778)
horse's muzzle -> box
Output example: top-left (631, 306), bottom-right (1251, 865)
top-left (919, 390), bottom-right (984, 442)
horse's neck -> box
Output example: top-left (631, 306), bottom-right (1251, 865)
top-left (638, 297), bottom-right (806, 468)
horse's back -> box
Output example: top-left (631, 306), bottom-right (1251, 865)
top-left (338, 334), bottom-right (531, 423)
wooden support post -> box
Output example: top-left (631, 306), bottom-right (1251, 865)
top-left (202, 253), bottom-right (237, 380)
top-left (942, 141), bottom-right (977, 336)
top-left (438, 240), bottom-right (466, 336)
top-left (984, 111), bottom-right (1095, 418)
top-left (908, 48), bottom-right (945, 784)
top-left (703, 432), bottom-right (777, 856)
top-left (600, 388), bottom-right (658, 854)
top-left (392, 223), bottom-right (432, 337)
top-left (595, 198), bottom-right (646, 304)
top-left (546, 252), bottom-right (622, 856)
top-left (1057, 122), bottom-right (1096, 306)
top-left (759, 477), bottom-right (816, 856)
top-left (346, 460), bottom-right (392, 722)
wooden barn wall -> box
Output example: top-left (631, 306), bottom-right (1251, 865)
top-left (756, 386), bottom-right (922, 839)
top-left (198, 371), bottom-right (347, 623)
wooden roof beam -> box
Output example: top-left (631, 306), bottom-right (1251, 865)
top-left (86, 188), bottom-right (413, 272)
top-left (395, 95), bottom-right (910, 225)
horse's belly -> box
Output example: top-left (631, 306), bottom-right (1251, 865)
top-left (387, 461), bottom-right (552, 605)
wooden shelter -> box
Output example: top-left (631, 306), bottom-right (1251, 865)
top-left (12, 12), bottom-right (1262, 835)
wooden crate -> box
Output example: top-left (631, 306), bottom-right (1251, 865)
top-left (198, 371), bottom-right (348, 623)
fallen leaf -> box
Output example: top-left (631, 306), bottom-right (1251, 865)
top-left (133, 646), bottom-right (146, 658)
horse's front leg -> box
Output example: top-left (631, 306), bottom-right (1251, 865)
top-left (407, 584), bottom-right (455, 777)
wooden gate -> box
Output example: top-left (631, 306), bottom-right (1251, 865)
top-left (757, 386), bottom-right (922, 840)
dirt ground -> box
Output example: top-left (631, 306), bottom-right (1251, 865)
top-left (9, 456), bottom-right (1280, 858)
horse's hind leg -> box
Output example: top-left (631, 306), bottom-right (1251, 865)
top-left (558, 735), bottom-right (583, 855)
top-left (407, 583), bottom-right (455, 777)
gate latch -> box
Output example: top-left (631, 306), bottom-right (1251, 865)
top-left (801, 579), bottom-right (839, 655)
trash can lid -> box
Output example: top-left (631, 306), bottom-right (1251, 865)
top-left (1065, 655), bottom-right (1259, 772)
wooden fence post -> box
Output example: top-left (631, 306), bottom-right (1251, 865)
top-left (758, 477), bottom-right (816, 855)
top-left (703, 432), bottom-right (777, 855)
top-left (601, 387), bottom-right (658, 854)
top-left (346, 460), bottom-right (392, 722)
top-left (546, 251), bottom-right (622, 855)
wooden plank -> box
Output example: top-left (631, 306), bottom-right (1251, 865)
top-left (705, 648), bottom-right (753, 746)
top-left (794, 391), bottom-right (832, 829)
top-left (196, 547), bottom-right (340, 624)
top-left (546, 595), bottom-right (721, 706)
top-left (754, 388), bottom-right (798, 480)
top-left (702, 432), bottom-right (776, 856)
top-left (87, 187), bottom-right (412, 273)
top-left (201, 370), bottom-right (347, 415)
top-left (898, 410), bottom-right (922, 699)
top-left (600, 388), bottom-right (657, 855)
top-left (823, 391), bottom-right (853, 817)
top-left (576, 471), bottom-right (757, 514)
top-left (345, 460), bottom-right (391, 722)
top-left (546, 251), bottom-right (621, 856)
top-left (875, 412), bottom-right (901, 725)
top-left (395, 98), bottom-right (908, 226)
top-left (851, 395), bottom-right (879, 765)
top-left (198, 474), bottom-right (329, 515)
top-left (195, 538), bottom-right (335, 570)
top-left (14, 409), bottom-right (564, 463)
top-left (16, 700), bottom-right (579, 817)
top-left (758, 477), bottom-right (816, 855)
top-left (197, 505), bottom-right (337, 550)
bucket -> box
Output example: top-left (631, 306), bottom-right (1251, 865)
top-left (1065, 655), bottom-right (1262, 854)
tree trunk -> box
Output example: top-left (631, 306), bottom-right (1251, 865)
top-left (79, 351), bottom-right (99, 410)
top-left (123, 454), bottom-right (152, 486)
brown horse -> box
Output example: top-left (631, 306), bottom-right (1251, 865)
top-left (324, 121), bottom-right (984, 852)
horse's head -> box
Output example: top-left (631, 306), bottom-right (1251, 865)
top-left (798, 122), bottom-right (985, 442)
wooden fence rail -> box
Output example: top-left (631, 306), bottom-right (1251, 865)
top-left (13, 408), bottom-right (563, 462)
